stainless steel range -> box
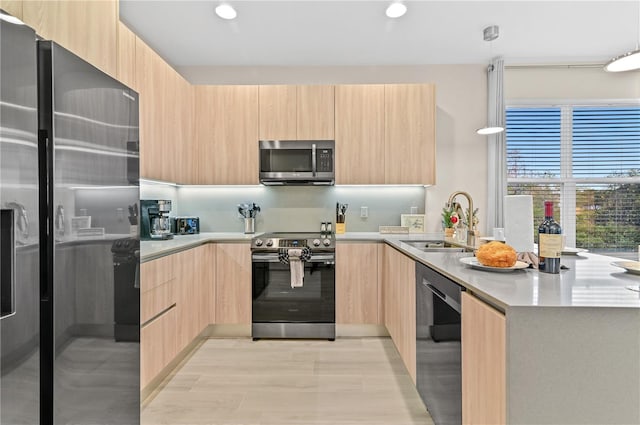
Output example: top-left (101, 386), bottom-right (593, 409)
top-left (251, 232), bottom-right (335, 340)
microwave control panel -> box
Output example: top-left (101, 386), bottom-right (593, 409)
top-left (317, 149), bottom-right (333, 172)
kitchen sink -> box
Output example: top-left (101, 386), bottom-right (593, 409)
top-left (400, 240), bottom-right (469, 252)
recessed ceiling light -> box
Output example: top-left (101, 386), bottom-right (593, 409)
top-left (386, 2), bottom-right (407, 19)
top-left (215, 4), bottom-right (237, 20)
top-left (0, 11), bottom-right (25, 25)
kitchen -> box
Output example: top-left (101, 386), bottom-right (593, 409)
top-left (1, 1), bottom-right (639, 425)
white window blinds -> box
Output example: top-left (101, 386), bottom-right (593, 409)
top-left (506, 104), bottom-right (640, 258)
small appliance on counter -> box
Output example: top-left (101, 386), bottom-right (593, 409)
top-left (140, 200), bottom-right (173, 240)
top-left (172, 217), bottom-right (200, 235)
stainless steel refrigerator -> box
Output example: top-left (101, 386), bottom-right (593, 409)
top-left (1, 11), bottom-right (140, 424)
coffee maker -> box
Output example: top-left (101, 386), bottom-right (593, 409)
top-left (140, 200), bottom-right (174, 240)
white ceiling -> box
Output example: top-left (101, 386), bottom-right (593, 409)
top-left (120, 1), bottom-right (639, 71)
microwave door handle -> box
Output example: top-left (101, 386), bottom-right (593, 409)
top-left (312, 143), bottom-right (317, 177)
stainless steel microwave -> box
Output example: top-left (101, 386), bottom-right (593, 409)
top-left (259, 140), bottom-right (335, 186)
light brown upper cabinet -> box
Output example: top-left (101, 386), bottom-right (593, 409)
top-left (135, 37), bottom-right (162, 181)
top-left (385, 84), bottom-right (436, 185)
top-left (335, 85), bottom-right (385, 184)
top-left (23, 0), bottom-right (118, 77)
top-left (258, 85), bottom-right (297, 140)
top-left (195, 85), bottom-right (259, 185)
top-left (0, 0), bottom-right (23, 19)
top-left (116, 21), bottom-right (137, 91)
top-left (297, 85), bottom-right (335, 139)
top-left (258, 85), bottom-right (335, 140)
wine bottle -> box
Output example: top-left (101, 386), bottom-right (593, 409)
top-left (538, 201), bottom-right (562, 274)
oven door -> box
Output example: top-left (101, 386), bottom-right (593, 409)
top-left (252, 252), bottom-right (335, 324)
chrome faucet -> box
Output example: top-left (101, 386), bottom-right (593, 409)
top-left (446, 191), bottom-right (477, 246)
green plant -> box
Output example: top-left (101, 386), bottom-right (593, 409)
top-left (441, 206), bottom-right (459, 228)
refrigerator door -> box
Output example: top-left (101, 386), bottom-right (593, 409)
top-left (0, 15), bottom-right (40, 425)
top-left (38, 41), bottom-right (140, 424)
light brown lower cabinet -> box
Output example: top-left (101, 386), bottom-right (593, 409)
top-left (140, 244), bottom-right (216, 390)
top-left (336, 242), bottom-right (382, 324)
top-left (383, 245), bottom-right (416, 382)
top-left (215, 243), bottom-right (252, 324)
top-left (140, 306), bottom-right (176, 389)
top-left (461, 292), bottom-right (506, 425)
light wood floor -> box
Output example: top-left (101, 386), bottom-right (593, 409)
top-left (142, 337), bottom-right (434, 425)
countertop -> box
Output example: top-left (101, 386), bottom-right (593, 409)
top-left (385, 238), bottom-right (640, 310)
top-left (141, 232), bottom-right (255, 262)
top-left (141, 231), bottom-right (640, 309)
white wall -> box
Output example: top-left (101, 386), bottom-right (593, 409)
top-left (182, 65), bottom-right (489, 235)
top-left (505, 66), bottom-right (640, 100)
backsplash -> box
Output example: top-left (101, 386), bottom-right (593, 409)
top-left (169, 185), bottom-right (425, 233)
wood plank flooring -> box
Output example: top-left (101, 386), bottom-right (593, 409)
top-left (142, 337), bottom-right (434, 425)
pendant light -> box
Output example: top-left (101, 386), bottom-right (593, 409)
top-left (477, 25), bottom-right (504, 135)
top-left (605, 1), bottom-right (640, 72)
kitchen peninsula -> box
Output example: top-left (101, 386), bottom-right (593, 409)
top-left (142, 232), bottom-right (640, 424)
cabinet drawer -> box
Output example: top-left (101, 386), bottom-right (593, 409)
top-left (141, 281), bottom-right (176, 325)
top-left (141, 306), bottom-right (177, 389)
top-left (141, 254), bottom-right (176, 293)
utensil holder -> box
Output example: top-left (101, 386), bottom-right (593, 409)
top-left (335, 223), bottom-right (345, 234)
top-left (244, 217), bottom-right (255, 234)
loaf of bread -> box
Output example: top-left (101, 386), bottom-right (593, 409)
top-left (476, 241), bottom-right (517, 268)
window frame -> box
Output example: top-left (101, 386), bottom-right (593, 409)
top-left (505, 98), bottom-right (640, 249)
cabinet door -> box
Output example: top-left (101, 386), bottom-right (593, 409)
top-left (383, 245), bottom-right (416, 382)
top-left (195, 85), bottom-right (259, 184)
top-left (116, 21), bottom-right (136, 91)
top-left (140, 307), bottom-right (177, 389)
top-left (215, 243), bottom-right (251, 324)
top-left (335, 85), bottom-right (385, 184)
top-left (258, 85), bottom-right (297, 140)
top-left (297, 85), bottom-right (335, 139)
top-left (174, 249), bottom-right (197, 351)
top-left (195, 244), bottom-right (215, 331)
top-left (384, 84), bottom-right (435, 185)
top-left (461, 292), bottom-right (506, 425)
top-left (336, 242), bottom-right (380, 324)
top-left (134, 38), bottom-right (160, 180)
top-left (0, 0), bottom-right (22, 19)
top-left (175, 80), bottom-right (197, 184)
top-left (23, 0), bottom-right (117, 77)
top-left (140, 255), bottom-right (177, 324)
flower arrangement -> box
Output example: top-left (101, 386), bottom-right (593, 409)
top-left (441, 206), bottom-right (460, 229)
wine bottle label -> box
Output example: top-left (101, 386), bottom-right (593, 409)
top-left (539, 234), bottom-right (562, 258)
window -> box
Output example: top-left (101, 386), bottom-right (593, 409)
top-left (506, 104), bottom-right (640, 259)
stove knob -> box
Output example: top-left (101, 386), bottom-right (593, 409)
top-left (323, 239), bottom-right (331, 247)
top-left (313, 239), bottom-right (321, 247)
top-left (255, 239), bottom-right (263, 247)
top-left (266, 239), bottom-right (274, 247)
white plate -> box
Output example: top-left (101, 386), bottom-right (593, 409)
top-left (611, 261), bottom-right (640, 275)
top-left (459, 256), bottom-right (529, 272)
top-left (561, 247), bottom-right (588, 255)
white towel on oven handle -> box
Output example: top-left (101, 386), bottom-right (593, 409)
top-left (288, 248), bottom-right (304, 288)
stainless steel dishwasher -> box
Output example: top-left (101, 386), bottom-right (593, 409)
top-left (416, 262), bottom-right (465, 425)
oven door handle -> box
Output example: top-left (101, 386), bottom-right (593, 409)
top-left (251, 253), bottom-right (336, 264)
top-left (251, 253), bottom-right (281, 263)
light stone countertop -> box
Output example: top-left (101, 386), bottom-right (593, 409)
top-left (385, 238), bottom-right (640, 310)
top-left (141, 231), bottom-right (640, 309)
top-left (141, 232), bottom-right (256, 262)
